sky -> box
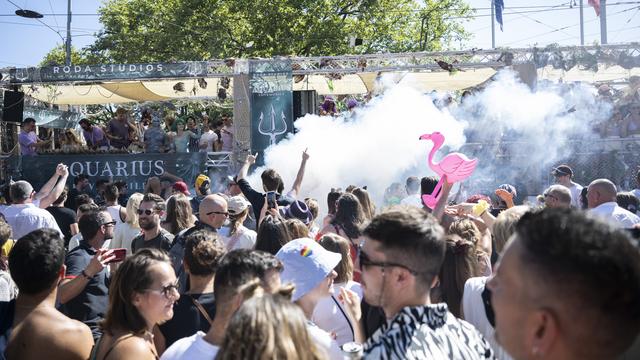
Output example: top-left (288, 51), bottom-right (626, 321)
top-left (0, 0), bottom-right (638, 67)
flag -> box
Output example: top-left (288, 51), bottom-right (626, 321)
top-left (495, 0), bottom-right (504, 31)
top-left (589, 0), bottom-right (600, 16)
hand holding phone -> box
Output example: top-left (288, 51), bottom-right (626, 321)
top-left (106, 248), bottom-right (127, 264)
top-left (266, 191), bottom-right (277, 209)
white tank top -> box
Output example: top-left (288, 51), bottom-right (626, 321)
top-left (106, 205), bottom-right (125, 225)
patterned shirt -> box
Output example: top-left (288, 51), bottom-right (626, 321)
top-left (364, 304), bottom-right (495, 360)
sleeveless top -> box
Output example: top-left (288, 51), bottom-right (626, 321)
top-left (90, 333), bottom-right (159, 360)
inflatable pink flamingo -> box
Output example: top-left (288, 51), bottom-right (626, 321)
top-left (419, 132), bottom-right (478, 209)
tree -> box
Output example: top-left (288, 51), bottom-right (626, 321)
top-left (39, 45), bottom-right (98, 66)
top-left (86, 0), bottom-right (473, 63)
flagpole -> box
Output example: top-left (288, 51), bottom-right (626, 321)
top-left (491, 0), bottom-right (496, 48)
top-left (579, 0), bottom-right (585, 45)
top-left (600, 0), bottom-right (607, 44)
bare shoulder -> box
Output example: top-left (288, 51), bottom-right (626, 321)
top-left (106, 335), bottom-right (157, 360)
top-left (7, 310), bottom-right (93, 360)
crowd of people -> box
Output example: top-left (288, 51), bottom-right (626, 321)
top-left (19, 108), bottom-right (233, 155)
top-left (0, 148), bottom-right (639, 360)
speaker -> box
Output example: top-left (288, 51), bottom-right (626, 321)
top-left (293, 90), bottom-right (317, 121)
top-left (2, 91), bottom-right (24, 123)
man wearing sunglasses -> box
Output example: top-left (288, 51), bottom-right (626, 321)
top-left (360, 207), bottom-right (493, 359)
top-left (168, 194), bottom-right (228, 292)
top-left (131, 193), bottom-right (174, 253)
top-left (541, 185), bottom-right (572, 209)
top-left (58, 210), bottom-right (116, 341)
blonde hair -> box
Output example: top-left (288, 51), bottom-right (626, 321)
top-left (217, 294), bottom-right (327, 360)
top-left (493, 205), bottom-right (530, 254)
top-left (125, 193), bottom-right (144, 227)
top-left (448, 219), bottom-right (481, 246)
top-left (352, 187), bottom-right (375, 220)
top-left (285, 219), bottom-right (309, 239)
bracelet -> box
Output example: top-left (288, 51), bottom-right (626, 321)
top-left (472, 200), bottom-right (490, 217)
top-left (81, 270), bottom-right (92, 280)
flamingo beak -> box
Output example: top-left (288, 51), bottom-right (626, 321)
top-left (419, 134), bottom-right (431, 140)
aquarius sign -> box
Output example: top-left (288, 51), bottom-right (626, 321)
top-left (258, 104), bottom-right (288, 146)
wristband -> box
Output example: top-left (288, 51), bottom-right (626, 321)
top-left (472, 200), bottom-right (490, 217)
top-left (81, 270), bottom-right (92, 280)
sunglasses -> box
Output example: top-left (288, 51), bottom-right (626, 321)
top-left (101, 221), bottom-right (117, 227)
top-left (136, 209), bottom-right (156, 216)
top-left (145, 282), bottom-right (179, 299)
top-left (358, 247), bottom-right (419, 275)
top-left (206, 211), bottom-right (229, 217)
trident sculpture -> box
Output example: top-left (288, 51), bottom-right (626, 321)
top-left (258, 104), bottom-right (288, 146)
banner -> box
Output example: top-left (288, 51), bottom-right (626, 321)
top-left (18, 152), bottom-right (207, 192)
top-left (24, 107), bottom-right (82, 129)
top-left (249, 59), bottom-right (294, 162)
top-left (9, 62), bottom-right (210, 84)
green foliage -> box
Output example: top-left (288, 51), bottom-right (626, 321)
top-left (82, 0), bottom-right (473, 63)
top-left (39, 45), bottom-right (95, 66)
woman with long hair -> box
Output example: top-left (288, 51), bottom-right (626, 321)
top-left (91, 248), bottom-right (180, 360)
top-left (111, 193), bottom-right (143, 254)
top-left (321, 188), bottom-right (343, 228)
top-left (254, 215), bottom-right (292, 255)
top-left (312, 233), bottom-right (363, 346)
top-left (436, 235), bottom-right (479, 318)
top-left (219, 196), bottom-right (257, 251)
top-left (351, 187), bottom-right (375, 221)
top-left (216, 294), bottom-right (328, 360)
top-left (155, 230), bottom-right (226, 353)
top-left (286, 218), bottom-right (309, 239)
top-left (162, 194), bottom-right (195, 236)
top-left (319, 193), bottom-right (365, 275)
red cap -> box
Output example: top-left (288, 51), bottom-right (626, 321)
top-left (172, 181), bottom-right (190, 196)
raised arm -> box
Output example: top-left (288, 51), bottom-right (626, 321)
top-left (38, 165), bottom-right (69, 209)
top-left (35, 164), bottom-right (63, 200)
top-left (289, 149), bottom-right (309, 198)
top-left (237, 153), bottom-right (258, 180)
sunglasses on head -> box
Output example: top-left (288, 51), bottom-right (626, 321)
top-left (136, 209), bottom-right (156, 216)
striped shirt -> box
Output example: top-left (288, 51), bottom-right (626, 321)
top-left (364, 303), bottom-right (495, 359)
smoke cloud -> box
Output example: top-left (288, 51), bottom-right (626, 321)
top-left (246, 69), bottom-right (610, 213)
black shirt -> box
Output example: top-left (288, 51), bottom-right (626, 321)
top-left (0, 300), bottom-right (15, 360)
top-left (131, 231), bottom-right (174, 253)
top-left (158, 292), bottom-right (215, 348)
top-left (237, 178), bottom-right (294, 224)
top-left (169, 222), bottom-right (217, 292)
top-left (60, 240), bottom-right (109, 341)
top-left (46, 206), bottom-right (77, 246)
top-left (65, 188), bottom-right (85, 211)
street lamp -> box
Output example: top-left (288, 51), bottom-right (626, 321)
top-left (14, 1), bottom-right (72, 66)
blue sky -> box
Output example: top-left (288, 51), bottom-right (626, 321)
top-left (0, 0), bottom-right (638, 67)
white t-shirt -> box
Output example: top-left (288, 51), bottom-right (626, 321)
top-left (462, 277), bottom-right (513, 360)
top-left (306, 321), bottom-right (345, 360)
top-left (199, 131), bottom-right (217, 152)
top-left (218, 225), bottom-right (257, 251)
top-left (1, 203), bottom-right (63, 240)
top-left (400, 194), bottom-right (423, 207)
top-left (312, 281), bottom-right (363, 346)
top-left (568, 182), bottom-right (583, 208)
top-left (160, 331), bottom-right (219, 360)
top-left (111, 222), bottom-right (142, 253)
top-left (590, 202), bottom-right (640, 228)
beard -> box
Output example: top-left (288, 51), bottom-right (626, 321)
top-left (139, 217), bottom-right (158, 231)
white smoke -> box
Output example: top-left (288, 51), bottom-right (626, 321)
top-left (246, 69), bottom-right (610, 213)
top-left (247, 76), bottom-right (465, 213)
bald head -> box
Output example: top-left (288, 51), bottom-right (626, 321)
top-left (199, 194), bottom-right (228, 229)
top-left (544, 185), bottom-right (572, 208)
top-left (587, 179), bottom-right (617, 209)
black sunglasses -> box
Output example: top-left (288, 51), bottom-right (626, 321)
top-left (358, 247), bottom-right (419, 275)
top-left (136, 209), bottom-right (156, 216)
top-left (146, 282), bottom-right (179, 299)
top-left (206, 211), bottom-right (229, 217)
top-left (101, 221), bottom-right (117, 227)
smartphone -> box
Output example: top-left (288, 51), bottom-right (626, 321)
top-left (107, 248), bottom-right (127, 264)
top-left (266, 191), bottom-right (277, 209)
